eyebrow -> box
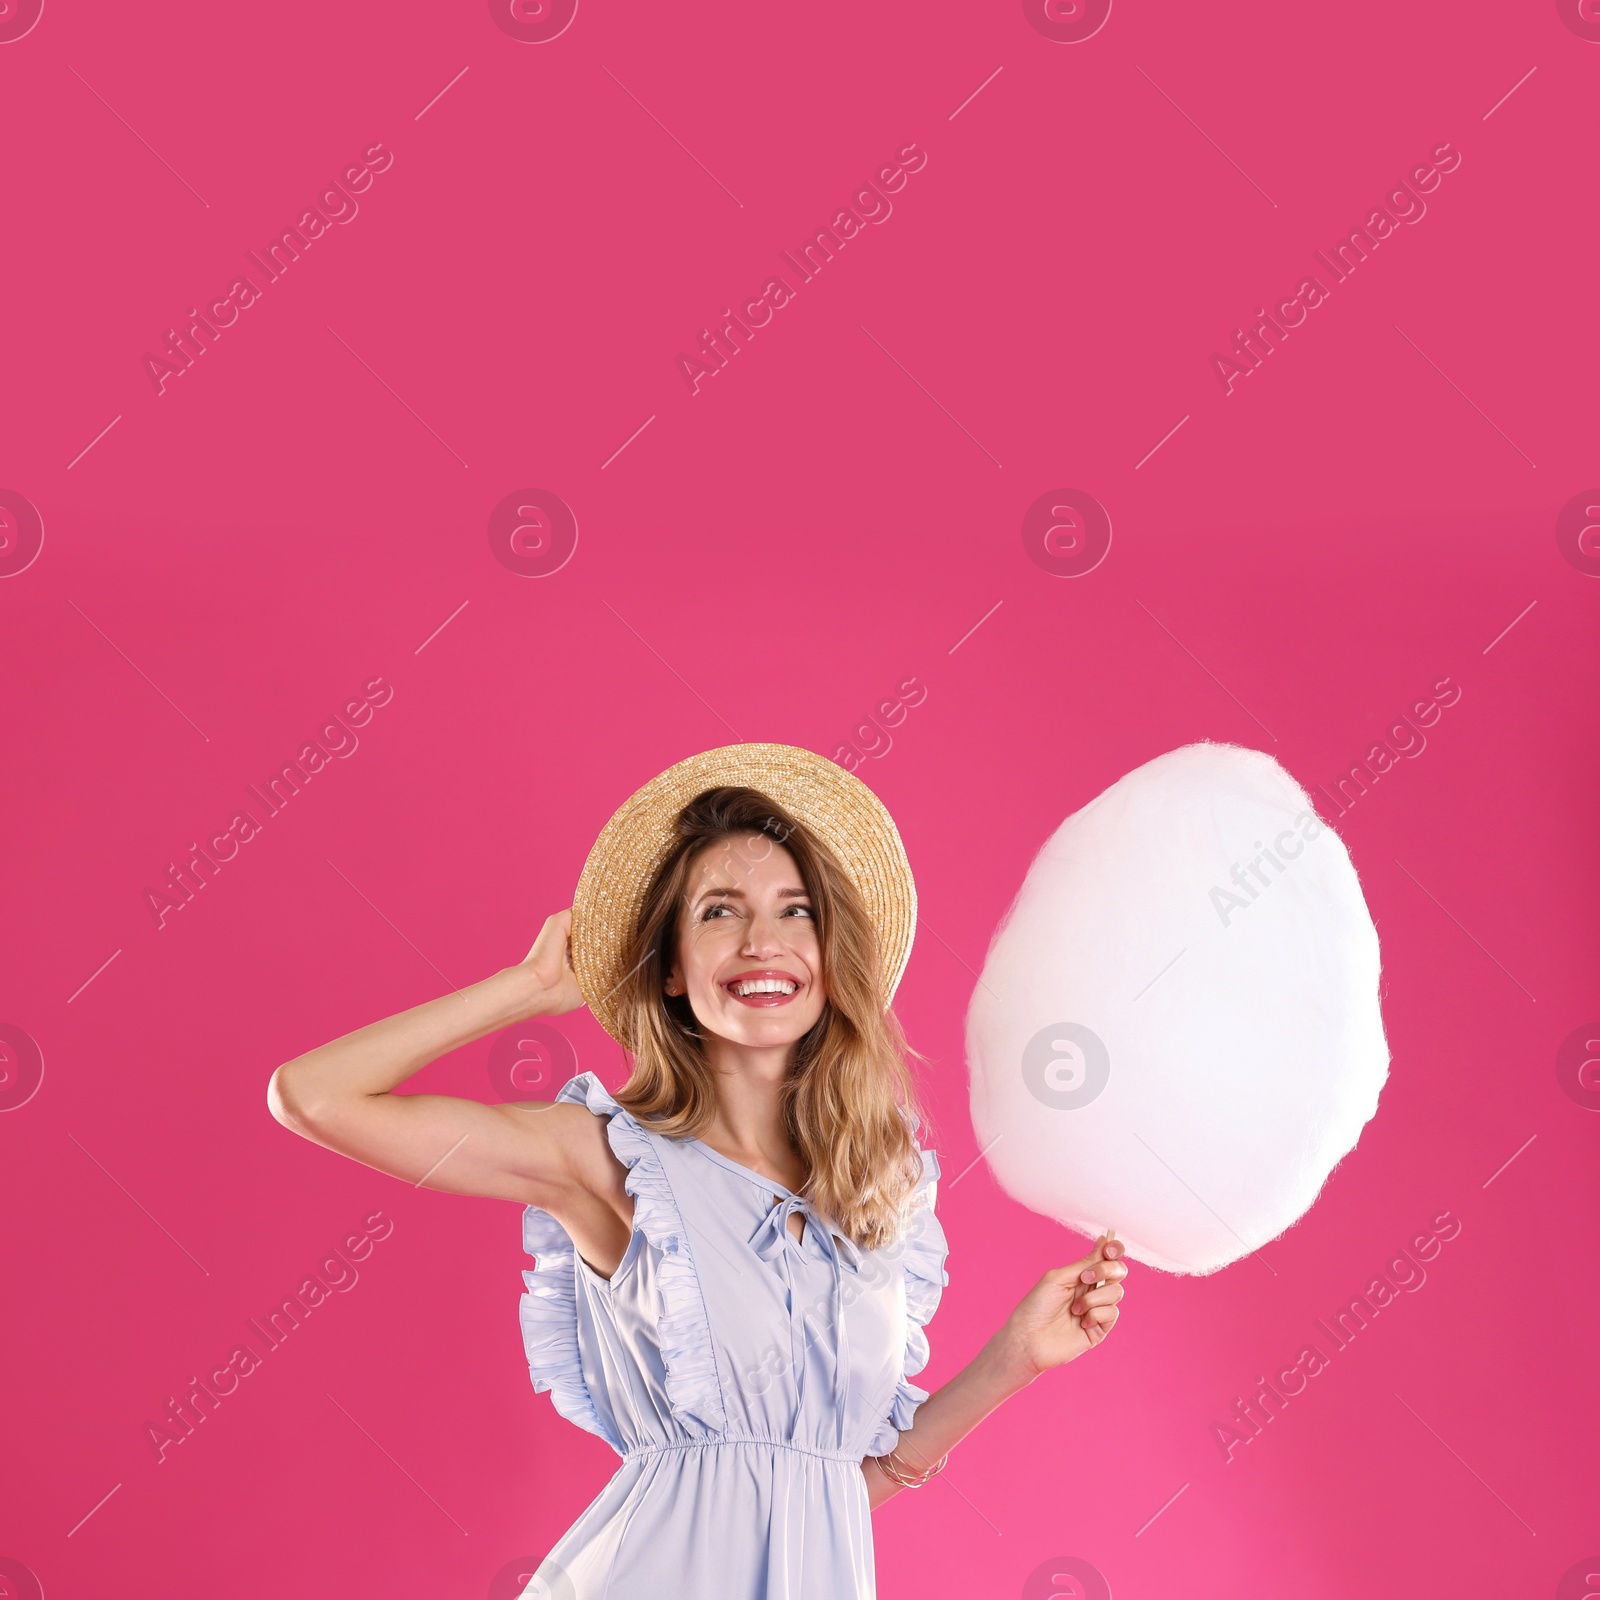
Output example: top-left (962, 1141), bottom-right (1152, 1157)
top-left (691, 885), bottom-right (811, 904)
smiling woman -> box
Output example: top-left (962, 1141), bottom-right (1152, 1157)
top-left (598, 783), bottom-right (926, 1250)
top-left (266, 742), bottom-right (1127, 1599)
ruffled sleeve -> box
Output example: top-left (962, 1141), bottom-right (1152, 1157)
top-left (867, 1144), bottom-right (951, 1457)
top-left (519, 1199), bottom-right (620, 1451)
top-left (519, 1071), bottom-right (726, 1448)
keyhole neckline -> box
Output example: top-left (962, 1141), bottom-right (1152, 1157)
top-left (774, 1198), bottom-right (807, 1247)
top-left (688, 1139), bottom-right (821, 1248)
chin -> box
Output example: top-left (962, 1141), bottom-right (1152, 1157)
top-left (707, 1005), bottom-right (825, 1049)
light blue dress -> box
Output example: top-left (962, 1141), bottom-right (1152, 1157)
top-left (518, 1071), bottom-right (950, 1599)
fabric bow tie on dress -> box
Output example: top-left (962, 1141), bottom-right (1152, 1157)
top-left (748, 1195), bottom-right (863, 1268)
top-left (747, 1195), bottom-right (862, 1429)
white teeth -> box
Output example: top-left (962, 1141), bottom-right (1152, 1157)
top-left (731, 978), bottom-right (797, 996)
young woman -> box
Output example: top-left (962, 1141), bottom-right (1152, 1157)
top-left (268, 744), bottom-right (1127, 1598)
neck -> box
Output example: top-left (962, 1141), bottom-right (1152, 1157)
top-left (699, 1037), bottom-right (803, 1175)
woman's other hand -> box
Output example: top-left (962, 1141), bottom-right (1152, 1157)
top-left (1001, 1231), bottom-right (1128, 1381)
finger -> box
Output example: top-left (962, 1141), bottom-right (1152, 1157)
top-left (1060, 1231), bottom-right (1129, 1287)
top-left (1083, 1307), bottom-right (1118, 1345)
top-left (1053, 1248), bottom-right (1105, 1284)
top-left (1078, 1254), bottom-right (1128, 1279)
top-left (1087, 1306), bottom-right (1119, 1340)
top-left (1080, 1278), bottom-right (1126, 1304)
top-left (1092, 1231), bottom-right (1124, 1269)
top-left (1075, 1256), bottom-right (1129, 1288)
top-left (1062, 1241), bottom-right (1113, 1280)
top-left (1071, 1282), bottom-right (1125, 1314)
top-left (1071, 1279), bottom-right (1125, 1309)
top-left (1062, 1240), bottom-right (1102, 1279)
top-left (1048, 1262), bottom-right (1093, 1289)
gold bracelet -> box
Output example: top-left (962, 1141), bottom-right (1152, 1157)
top-left (872, 1446), bottom-right (949, 1488)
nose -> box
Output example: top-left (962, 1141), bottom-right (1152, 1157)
top-left (741, 909), bottom-right (787, 958)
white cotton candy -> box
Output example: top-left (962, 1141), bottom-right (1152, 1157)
top-left (966, 742), bottom-right (1389, 1275)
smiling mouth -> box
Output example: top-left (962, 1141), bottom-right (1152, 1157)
top-left (723, 972), bottom-right (802, 1007)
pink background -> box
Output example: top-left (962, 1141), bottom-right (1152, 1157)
top-left (2, 1), bottom-right (1597, 1595)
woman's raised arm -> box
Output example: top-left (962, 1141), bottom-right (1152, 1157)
top-left (267, 910), bottom-right (598, 1209)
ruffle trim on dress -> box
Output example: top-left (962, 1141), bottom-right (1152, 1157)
top-left (519, 1071), bottom-right (727, 1444)
top-left (868, 1144), bottom-right (951, 1458)
top-left (520, 1204), bottom-right (622, 1452)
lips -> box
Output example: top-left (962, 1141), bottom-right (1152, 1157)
top-left (723, 969), bottom-right (803, 1007)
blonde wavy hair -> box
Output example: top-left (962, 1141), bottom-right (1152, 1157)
top-left (611, 785), bottom-right (932, 1252)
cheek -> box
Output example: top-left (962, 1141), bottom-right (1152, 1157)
top-left (786, 928), bottom-right (822, 981)
top-left (683, 941), bottom-right (722, 992)
top-left (800, 946), bottom-right (827, 1003)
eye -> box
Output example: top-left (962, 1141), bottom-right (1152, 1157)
top-left (700, 902), bottom-right (734, 920)
top-left (784, 904), bottom-right (815, 919)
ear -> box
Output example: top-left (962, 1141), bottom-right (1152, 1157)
top-left (664, 964), bottom-right (684, 996)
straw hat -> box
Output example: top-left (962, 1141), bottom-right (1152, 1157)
top-left (570, 743), bottom-right (917, 1046)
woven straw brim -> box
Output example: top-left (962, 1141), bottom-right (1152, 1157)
top-left (571, 743), bottom-right (916, 1047)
